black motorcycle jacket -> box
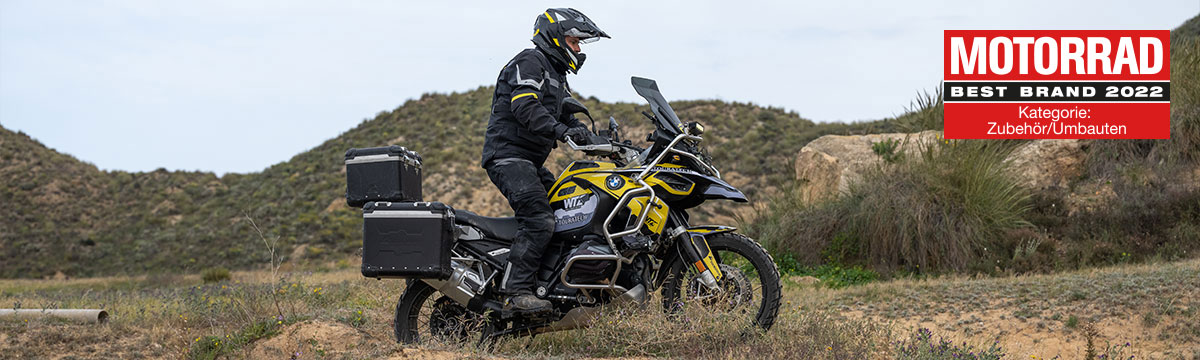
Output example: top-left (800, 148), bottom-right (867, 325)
top-left (480, 47), bottom-right (585, 168)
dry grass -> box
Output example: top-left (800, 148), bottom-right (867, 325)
top-left (1, 258), bottom-right (1197, 359)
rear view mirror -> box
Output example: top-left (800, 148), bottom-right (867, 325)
top-left (562, 97), bottom-right (590, 118)
top-left (608, 116), bottom-right (621, 142)
top-left (562, 97), bottom-right (598, 133)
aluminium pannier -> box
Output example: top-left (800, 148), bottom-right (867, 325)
top-left (345, 146), bottom-right (422, 207)
top-left (361, 201), bottom-right (454, 279)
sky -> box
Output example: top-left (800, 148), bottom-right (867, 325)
top-left (1, 1), bottom-right (1195, 174)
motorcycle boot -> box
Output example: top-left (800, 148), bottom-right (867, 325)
top-left (505, 294), bottom-right (552, 312)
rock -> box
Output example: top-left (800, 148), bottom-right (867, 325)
top-left (792, 148), bottom-right (841, 204)
top-left (793, 132), bottom-right (1087, 202)
top-left (793, 131), bottom-right (940, 202)
top-left (1005, 139), bottom-right (1084, 190)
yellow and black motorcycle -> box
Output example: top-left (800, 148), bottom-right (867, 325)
top-left (393, 77), bottom-right (781, 343)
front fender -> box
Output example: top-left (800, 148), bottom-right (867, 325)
top-left (653, 225), bottom-right (738, 289)
top-left (687, 225), bottom-right (737, 236)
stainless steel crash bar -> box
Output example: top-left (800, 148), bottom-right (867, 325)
top-left (560, 177), bottom-right (653, 292)
top-left (559, 254), bottom-right (629, 293)
top-left (560, 133), bottom-right (713, 292)
top-left (637, 133), bottom-right (720, 179)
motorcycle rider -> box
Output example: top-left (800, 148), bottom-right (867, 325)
top-left (480, 8), bottom-right (609, 312)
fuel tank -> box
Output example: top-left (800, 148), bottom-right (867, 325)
top-left (548, 160), bottom-right (671, 243)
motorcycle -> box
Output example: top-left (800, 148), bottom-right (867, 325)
top-left (391, 77), bottom-right (781, 344)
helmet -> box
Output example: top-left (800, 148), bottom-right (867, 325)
top-left (531, 8), bottom-right (609, 74)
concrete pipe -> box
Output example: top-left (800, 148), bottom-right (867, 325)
top-left (0, 309), bottom-right (109, 324)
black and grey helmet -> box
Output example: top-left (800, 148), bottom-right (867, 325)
top-left (531, 8), bottom-right (609, 74)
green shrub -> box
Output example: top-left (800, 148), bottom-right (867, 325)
top-left (201, 267), bottom-right (231, 283)
top-left (187, 318), bottom-right (285, 360)
top-left (871, 138), bottom-right (903, 163)
top-left (775, 252), bottom-right (880, 288)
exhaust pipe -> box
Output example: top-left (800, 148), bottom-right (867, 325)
top-left (539, 284), bottom-right (646, 333)
top-left (422, 260), bottom-right (648, 334)
top-left (421, 260), bottom-right (483, 305)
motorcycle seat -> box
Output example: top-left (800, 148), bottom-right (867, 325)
top-left (453, 209), bottom-right (518, 241)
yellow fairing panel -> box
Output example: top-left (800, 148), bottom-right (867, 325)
top-left (645, 172), bottom-right (695, 196)
top-left (549, 182), bottom-right (593, 202)
top-left (548, 161), bottom-right (617, 196)
top-left (627, 196), bottom-right (669, 234)
top-left (687, 225), bottom-right (737, 235)
top-left (572, 172), bottom-right (669, 234)
top-left (574, 173), bottom-right (639, 199)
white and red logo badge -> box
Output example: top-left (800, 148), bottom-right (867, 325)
top-left (944, 30), bottom-right (1171, 139)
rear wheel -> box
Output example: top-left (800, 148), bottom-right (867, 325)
top-left (394, 280), bottom-right (489, 344)
top-left (661, 232), bottom-right (782, 330)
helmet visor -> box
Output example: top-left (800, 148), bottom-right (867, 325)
top-left (564, 28), bottom-right (601, 44)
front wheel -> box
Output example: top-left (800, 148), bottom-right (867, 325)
top-left (660, 232), bottom-right (782, 331)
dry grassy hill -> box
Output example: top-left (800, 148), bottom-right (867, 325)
top-left (1, 89), bottom-right (898, 278)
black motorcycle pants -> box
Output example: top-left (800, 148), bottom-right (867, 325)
top-left (484, 158), bottom-right (557, 295)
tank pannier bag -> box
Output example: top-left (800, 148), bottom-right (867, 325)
top-left (361, 201), bottom-right (454, 279)
top-left (345, 146), bottom-right (422, 207)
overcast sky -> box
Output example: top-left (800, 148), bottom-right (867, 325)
top-left (1, 1), bottom-right (1195, 174)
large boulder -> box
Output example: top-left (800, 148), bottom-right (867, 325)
top-left (793, 131), bottom-right (939, 203)
top-left (793, 132), bottom-right (1085, 203)
top-left (1006, 139), bottom-right (1085, 191)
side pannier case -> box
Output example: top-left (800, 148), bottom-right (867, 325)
top-left (361, 201), bottom-right (455, 279)
top-left (345, 146), bottom-right (422, 207)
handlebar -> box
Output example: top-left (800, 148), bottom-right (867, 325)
top-left (567, 132), bottom-right (721, 179)
top-left (565, 136), bottom-right (616, 154)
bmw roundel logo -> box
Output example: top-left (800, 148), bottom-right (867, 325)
top-left (605, 175), bottom-right (625, 190)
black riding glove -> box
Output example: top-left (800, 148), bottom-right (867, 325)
top-left (562, 127), bottom-right (592, 145)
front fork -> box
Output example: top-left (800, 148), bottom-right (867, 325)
top-left (661, 212), bottom-right (723, 291)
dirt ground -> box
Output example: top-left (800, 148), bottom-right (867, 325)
top-left (2, 259), bottom-right (1197, 359)
top-left (246, 321), bottom-right (464, 360)
top-left (827, 259), bottom-right (1200, 359)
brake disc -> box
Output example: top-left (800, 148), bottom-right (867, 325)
top-left (687, 263), bottom-right (754, 309)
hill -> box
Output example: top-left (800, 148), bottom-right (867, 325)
top-left (1, 89), bottom-right (898, 278)
top-left (7, 14), bottom-right (1197, 279)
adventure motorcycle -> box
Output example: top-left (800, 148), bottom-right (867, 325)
top-left (383, 77), bottom-right (781, 343)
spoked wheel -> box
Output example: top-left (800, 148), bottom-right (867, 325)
top-left (661, 232), bottom-right (782, 331)
top-left (394, 280), bottom-right (490, 344)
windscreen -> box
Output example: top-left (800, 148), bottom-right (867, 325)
top-left (631, 77), bottom-right (685, 135)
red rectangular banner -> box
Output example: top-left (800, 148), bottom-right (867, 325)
top-left (943, 30), bottom-right (1171, 139)
top-left (944, 102), bottom-right (1170, 139)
